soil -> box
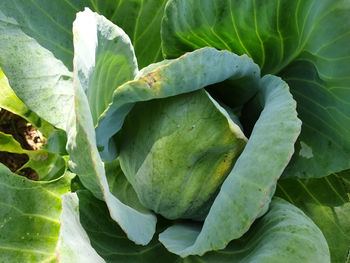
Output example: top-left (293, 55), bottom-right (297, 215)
top-left (0, 109), bottom-right (44, 180)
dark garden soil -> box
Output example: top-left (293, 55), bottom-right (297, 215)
top-left (0, 109), bottom-right (44, 180)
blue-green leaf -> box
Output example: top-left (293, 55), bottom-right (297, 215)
top-left (56, 193), bottom-right (105, 263)
top-left (167, 198), bottom-right (330, 263)
top-left (66, 11), bottom-right (157, 243)
top-left (73, 8), bottom-right (138, 125)
top-left (77, 190), bottom-right (178, 263)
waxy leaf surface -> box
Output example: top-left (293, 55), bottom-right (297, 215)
top-left (66, 8), bottom-right (157, 246)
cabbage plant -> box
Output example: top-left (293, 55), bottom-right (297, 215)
top-left (0, 0), bottom-right (349, 262)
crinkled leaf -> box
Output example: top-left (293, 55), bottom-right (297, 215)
top-left (0, 132), bottom-right (66, 181)
top-left (56, 193), bottom-right (105, 263)
top-left (0, 164), bottom-right (72, 262)
top-left (73, 8), bottom-right (138, 125)
top-left (161, 0), bottom-right (350, 178)
top-left (159, 75), bottom-right (301, 256)
top-left (96, 47), bottom-right (260, 161)
top-left (276, 170), bottom-right (350, 262)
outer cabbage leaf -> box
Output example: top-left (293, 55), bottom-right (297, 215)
top-left (0, 164), bottom-right (72, 262)
top-left (161, 0), bottom-right (350, 179)
top-left (0, 3), bottom-right (73, 130)
top-left (0, 0), bottom-right (167, 248)
top-left (158, 74), bottom-right (301, 256)
top-left (183, 198), bottom-right (330, 263)
top-left (76, 190), bottom-right (178, 263)
top-left (162, 0), bottom-right (333, 74)
top-left (56, 193), bottom-right (105, 263)
top-left (66, 14), bottom-right (157, 246)
top-left (276, 170), bottom-right (350, 262)
top-left (0, 0), bottom-right (167, 131)
top-left (65, 57), bottom-right (157, 244)
top-left (73, 8), bottom-right (138, 125)
top-left (57, 191), bottom-right (330, 263)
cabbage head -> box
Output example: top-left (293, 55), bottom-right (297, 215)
top-left (1, 0), bottom-right (344, 261)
